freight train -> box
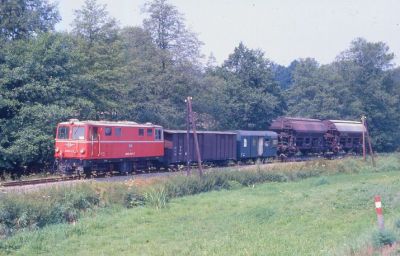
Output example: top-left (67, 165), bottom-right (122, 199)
top-left (54, 117), bottom-right (365, 175)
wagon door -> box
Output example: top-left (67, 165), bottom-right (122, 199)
top-left (257, 137), bottom-right (264, 156)
top-left (90, 126), bottom-right (100, 157)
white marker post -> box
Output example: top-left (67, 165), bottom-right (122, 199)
top-left (375, 195), bottom-right (384, 231)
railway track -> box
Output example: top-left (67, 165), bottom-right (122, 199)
top-left (0, 175), bottom-right (80, 187)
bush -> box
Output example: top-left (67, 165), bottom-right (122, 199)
top-left (124, 191), bottom-right (145, 208)
top-left (0, 183), bottom-right (103, 237)
top-left (372, 229), bottom-right (397, 248)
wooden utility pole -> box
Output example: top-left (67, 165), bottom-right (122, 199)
top-left (186, 97), bottom-right (203, 176)
top-left (185, 98), bottom-right (191, 176)
top-left (361, 116), bottom-right (366, 161)
top-left (361, 115), bottom-right (376, 167)
top-left (364, 118), bottom-right (376, 167)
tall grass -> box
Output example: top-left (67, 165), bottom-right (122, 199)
top-left (0, 183), bottom-right (142, 238)
top-left (1, 154), bottom-right (399, 239)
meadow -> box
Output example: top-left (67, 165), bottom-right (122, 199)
top-left (1, 155), bottom-right (400, 255)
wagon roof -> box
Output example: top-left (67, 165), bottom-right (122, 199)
top-left (325, 120), bottom-right (365, 133)
top-left (164, 130), bottom-right (237, 135)
top-left (59, 119), bottom-right (162, 128)
top-left (270, 117), bottom-right (327, 133)
top-left (235, 130), bottom-right (277, 137)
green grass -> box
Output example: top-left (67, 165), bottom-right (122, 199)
top-left (3, 168), bottom-right (400, 256)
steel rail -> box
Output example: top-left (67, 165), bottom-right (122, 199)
top-left (1, 176), bottom-right (80, 187)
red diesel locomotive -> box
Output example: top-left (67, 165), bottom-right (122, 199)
top-left (55, 119), bottom-right (164, 174)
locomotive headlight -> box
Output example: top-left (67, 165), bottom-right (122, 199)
top-left (55, 147), bottom-right (60, 153)
top-left (80, 149), bottom-right (85, 154)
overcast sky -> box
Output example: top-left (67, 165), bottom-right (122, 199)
top-left (53, 0), bottom-right (400, 66)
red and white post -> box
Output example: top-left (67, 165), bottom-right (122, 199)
top-left (375, 195), bottom-right (385, 231)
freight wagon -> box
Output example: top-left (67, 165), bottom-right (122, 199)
top-left (163, 130), bottom-right (237, 165)
top-left (269, 117), bottom-right (327, 156)
top-left (235, 130), bottom-right (278, 162)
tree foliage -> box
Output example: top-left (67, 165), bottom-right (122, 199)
top-left (0, 32), bottom-right (92, 173)
top-left (142, 0), bottom-right (203, 67)
top-left (209, 42), bottom-right (285, 129)
top-left (0, 0), bottom-right (60, 40)
top-left (0, 0), bottom-right (399, 174)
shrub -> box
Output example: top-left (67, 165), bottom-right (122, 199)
top-left (0, 183), bottom-right (103, 237)
top-left (124, 191), bottom-right (145, 208)
top-left (372, 229), bottom-right (397, 248)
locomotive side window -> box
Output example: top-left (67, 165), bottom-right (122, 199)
top-left (115, 127), bottom-right (122, 137)
top-left (155, 128), bottom-right (163, 140)
top-left (305, 138), bottom-right (310, 145)
top-left (72, 127), bottom-right (85, 140)
top-left (139, 128), bottom-right (144, 136)
top-left (105, 127), bottom-right (112, 136)
top-left (347, 138), bottom-right (352, 144)
top-left (57, 126), bottom-right (69, 139)
top-left (147, 128), bottom-right (153, 136)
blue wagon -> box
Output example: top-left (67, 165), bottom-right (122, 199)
top-left (236, 130), bottom-right (278, 161)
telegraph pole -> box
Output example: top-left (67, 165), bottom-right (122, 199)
top-left (364, 117), bottom-right (376, 167)
top-left (361, 115), bottom-right (376, 167)
top-left (361, 115), bottom-right (367, 161)
top-left (186, 97), bottom-right (203, 176)
top-left (185, 98), bottom-right (191, 176)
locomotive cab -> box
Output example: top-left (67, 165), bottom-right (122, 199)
top-left (55, 120), bottom-right (89, 160)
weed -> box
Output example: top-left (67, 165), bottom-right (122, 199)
top-left (314, 177), bottom-right (330, 186)
top-left (372, 229), bottom-right (397, 248)
top-left (144, 187), bottom-right (169, 209)
top-left (226, 180), bottom-right (243, 190)
top-left (124, 191), bottom-right (145, 208)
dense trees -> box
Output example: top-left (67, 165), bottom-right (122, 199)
top-left (0, 0), bottom-right (60, 40)
top-left (0, 0), bottom-right (399, 174)
top-left (209, 43), bottom-right (285, 129)
top-left (0, 33), bottom-right (86, 173)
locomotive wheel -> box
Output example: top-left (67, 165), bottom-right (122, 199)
top-left (83, 167), bottom-right (92, 178)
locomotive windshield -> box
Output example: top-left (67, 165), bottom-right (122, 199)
top-left (57, 126), bottom-right (69, 139)
top-left (72, 126), bottom-right (85, 140)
